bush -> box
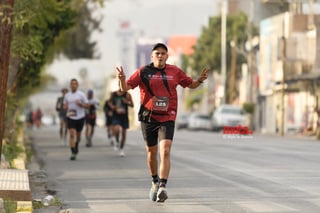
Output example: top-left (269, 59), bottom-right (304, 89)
top-left (243, 102), bottom-right (255, 114)
top-left (2, 141), bottom-right (23, 165)
top-left (4, 199), bottom-right (17, 213)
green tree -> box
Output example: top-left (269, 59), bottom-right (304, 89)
top-left (0, 0), bottom-right (15, 162)
top-left (1, 0), bottom-right (103, 161)
top-left (53, 0), bottom-right (103, 59)
top-left (185, 12), bottom-right (258, 105)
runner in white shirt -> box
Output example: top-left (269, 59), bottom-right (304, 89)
top-left (84, 89), bottom-right (100, 147)
top-left (63, 78), bottom-right (89, 160)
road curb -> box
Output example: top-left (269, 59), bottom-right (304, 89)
top-left (16, 201), bottom-right (33, 213)
top-left (0, 128), bottom-right (33, 213)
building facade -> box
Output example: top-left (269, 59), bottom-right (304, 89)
top-left (259, 13), bottom-right (320, 134)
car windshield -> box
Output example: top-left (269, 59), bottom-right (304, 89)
top-left (179, 115), bottom-right (189, 119)
top-left (221, 108), bottom-right (243, 115)
top-left (198, 115), bottom-right (210, 119)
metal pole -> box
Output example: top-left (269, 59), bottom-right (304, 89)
top-left (281, 35), bottom-right (286, 136)
top-left (221, 0), bottom-right (227, 104)
top-left (247, 0), bottom-right (253, 103)
top-left (280, 13), bottom-right (289, 136)
top-left (280, 31), bottom-right (287, 136)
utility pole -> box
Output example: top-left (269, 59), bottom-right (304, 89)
top-left (280, 35), bottom-right (286, 137)
top-left (247, 0), bottom-right (254, 103)
top-left (280, 13), bottom-right (289, 136)
top-left (221, 0), bottom-right (227, 104)
top-left (0, 0), bottom-right (15, 163)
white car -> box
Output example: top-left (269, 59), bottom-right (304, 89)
top-left (188, 113), bottom-right (212, 131)
top-left (211, 105), bottom-right (247, 131)
top-left (176, 114), bottom-right (190, 129)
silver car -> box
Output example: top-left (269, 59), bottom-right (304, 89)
top-left (176, 114), bottom-right (190, 129)
top-left (211, 105), bottom-right (247, 131)
top-left (188, 113), bottom-right (213, 131)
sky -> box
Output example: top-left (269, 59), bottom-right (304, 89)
top-left (46, 0), bottom-right (218, 87)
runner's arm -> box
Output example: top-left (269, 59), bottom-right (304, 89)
top-left (116, 66), bottom-right (132, 92)
top-left (188, 68), bottom-right (209, 89)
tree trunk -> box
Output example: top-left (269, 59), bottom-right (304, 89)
top-left (228, 37), bottom-right (237, 104)
top-left (0, 0), bottom-right (15, 163)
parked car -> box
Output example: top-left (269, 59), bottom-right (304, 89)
top-left (211, 105), bottom-right (247, 131)
top-left (176, 114), bottom-right (190, 129)
top-left (188, 113), bottom-right (212, 131)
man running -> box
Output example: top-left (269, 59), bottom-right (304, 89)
top-left (103, 95), bottom-right (114, 145)
top-left (56, 88), bottom-right (68, 145)
top-left (116, 43), bottom-right (208, 202)
top-left (109, 88), bottom-right (134, 156)
top-left (85, 89), bottom-right (99, 147)
top-left (63, 79), bottom-right (89, 160)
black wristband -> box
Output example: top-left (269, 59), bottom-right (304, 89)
top-left (197, 79), bottom-right (203, 83)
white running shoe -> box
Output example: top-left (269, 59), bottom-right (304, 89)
top-left (113, 143), bottom-right (119, 151)
top-left (156, 187), bottom-right (168, 203)
top-left (109, 138), bottom-right (114, 146)
top-left (149, 182), bottom-right (159, 201)
top-left (119, 149), bottom-right (125, 157)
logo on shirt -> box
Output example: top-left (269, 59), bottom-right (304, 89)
top-left (149, 74), bottom-right (173, 81)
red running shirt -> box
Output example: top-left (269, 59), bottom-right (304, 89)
top-left (127, 63), bottom-right (193, 122)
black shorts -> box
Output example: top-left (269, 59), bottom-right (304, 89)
top-left (85, 118), bottom-right (96, 126)
top-left (141, 121), bottom-right (175, 147)
top-left (67, 117), bottom-right (85, 132)
top-left (59, 115), bottom-right (67, 123)
top-left (112, 117), bottom-right (129, 129)
top-left (105, 116), bottom-right (112, 126)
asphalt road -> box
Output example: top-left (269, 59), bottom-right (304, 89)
top-left (30, 125), bottom-right (320, 213)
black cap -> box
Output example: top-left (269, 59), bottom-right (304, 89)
top-left (152, 43), bottom-right (168, 52)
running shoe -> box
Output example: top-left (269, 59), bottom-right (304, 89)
top-left (156, 187), bottom-right (168, 203)
top-left (113, 142), bottom-right (119, 151)
top-left (86, 140), bottom-right (92, 147)
top-left (109, 136), bottom-right (114, 146)
top-left (149, 182), bottom-right (159, 202)
top-left (63, 138), bottom-right (67, 146)
top-left (119, 149), bottom-right (125, 157)
top-left (70, 153), bottom-right (76, 161)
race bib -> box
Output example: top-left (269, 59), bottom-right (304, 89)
top-left (67, 109), bottom-right (77, 117)
top-left (152, 96), bottom-right (169, 112)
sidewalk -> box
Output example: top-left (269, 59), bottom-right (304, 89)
top-left (0, 129), bottom-right (33, 213)
top-left (0, 128), bottom-right (61, 213)
top-left (27, 130), bottom-right (62, 213)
